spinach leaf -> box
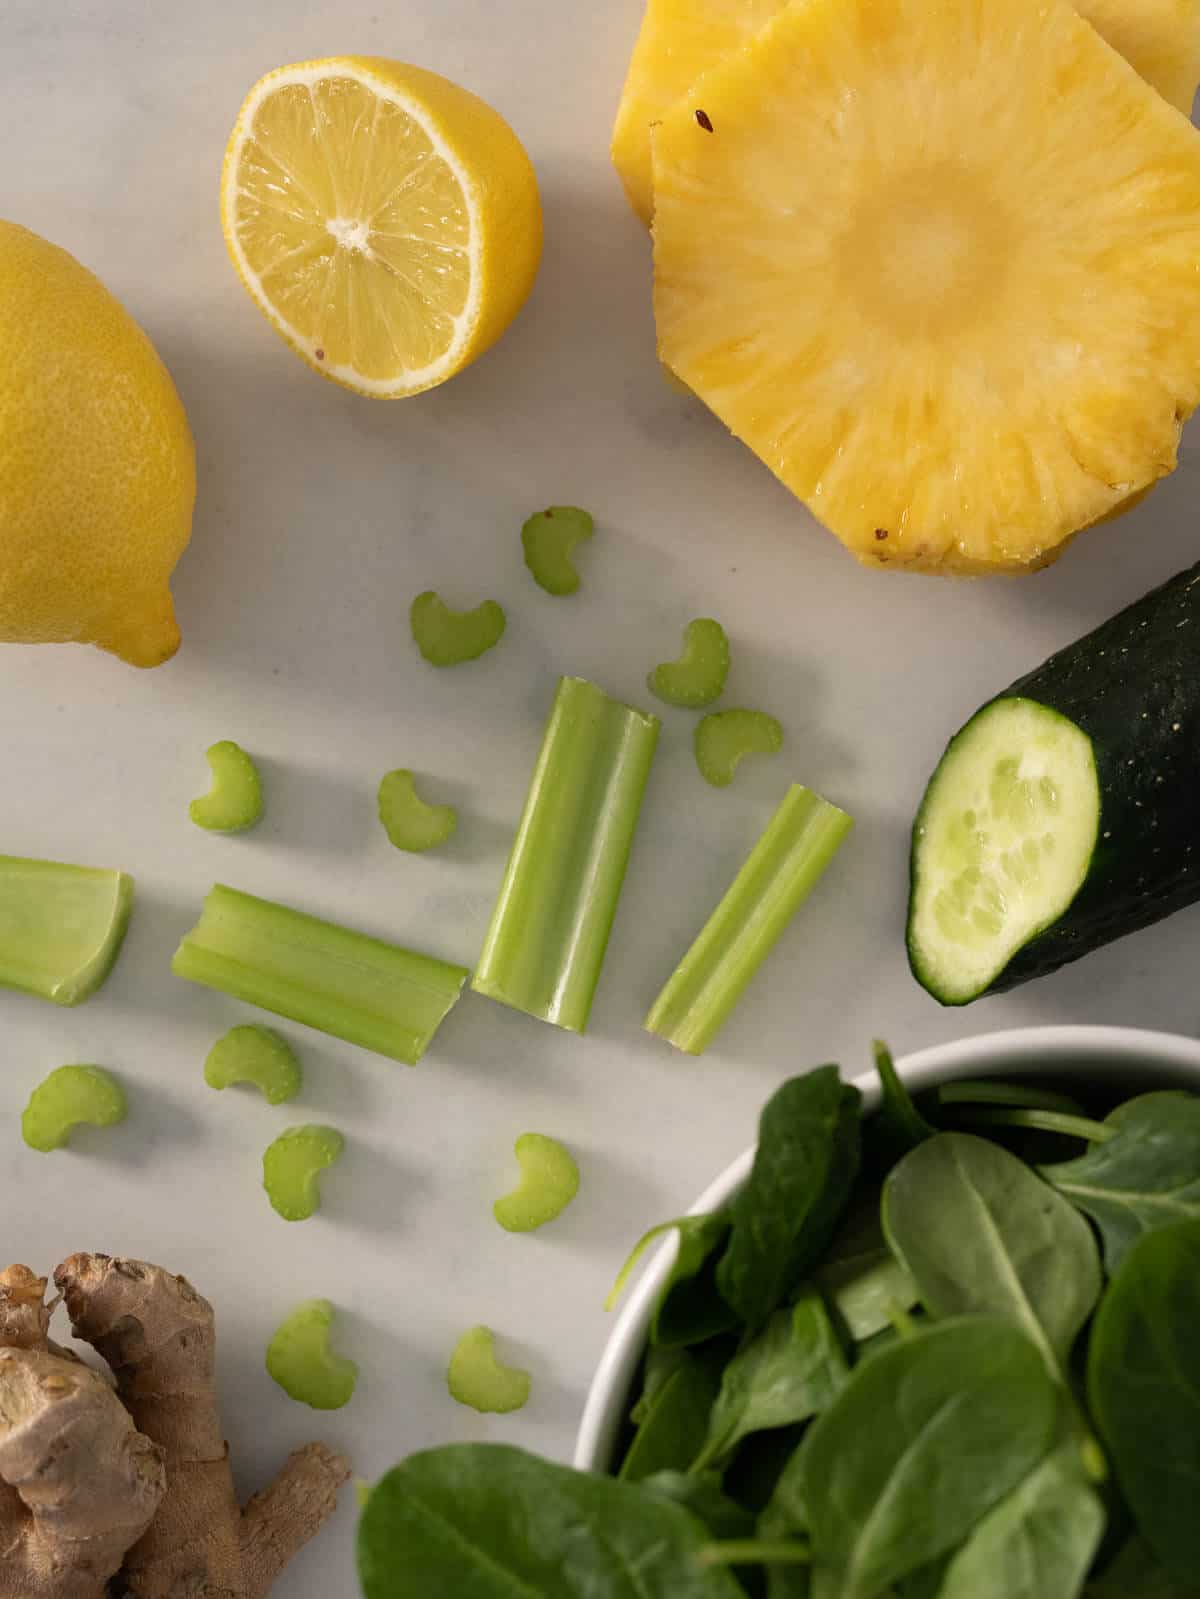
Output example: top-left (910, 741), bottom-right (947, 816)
top-left (1088, 1218), bottom-right (1200, 1583)
top-left (695, 1289), bottom-right (849, 1471)
top-left (618, 1347), bottom-right (723, 1482)
top-left (785, 1316), bottom-right (1058, 1599)
top-left (357, 1444), bottom-right (746, 1599)
top-left (724, 1422), bottom-right (809, 1515)
top-left (1086, 1536), bottom-right (1200, 1598)
top-left (609, 1210), bottom-right (741, 1349)
top-left (897, 1558), bottom-right (951, 1598)
top-left (1041, 1092), bottom-right (1200, 1272)
top-left (814, 1197), bottom-right (918, 1342)
top-left (936, 1443), bottom-right (1105, 1599)
top-left (718, 1067), bottom-right (862, 1332)
top-left (642, 1470), bottom-right (758, 1541)
top-left (868, 1040), bottom-right (934, 1158)
top-left (936, 1079), bottom-right (1087, 1115)
top-left (882, 1132), bottom-right (1101, 1372)
top-left (656, 1215), bottom-right (743, 1348)
top-left (630, 1345), bottom-right (685, 1425)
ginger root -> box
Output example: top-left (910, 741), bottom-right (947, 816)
top-left (0, 1266), bottom-right (164, 1598)
top-left (0, 1257), bottom-right (349, 1599)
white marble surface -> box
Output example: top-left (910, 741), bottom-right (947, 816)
top-left (2, 3), bottom-right (1199, 1590)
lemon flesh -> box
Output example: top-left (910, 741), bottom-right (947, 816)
top-left (221, 58), bottom-right (542, 397)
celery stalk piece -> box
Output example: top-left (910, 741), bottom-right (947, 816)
top-left (190, 740), bottom-right (263, 832)
top-left (494, 1133), bottom-right (580, 1232)
top-left (410, 591), bottom-right (506, 666)
top-left (173, 885), bottom-right (468, 1065)
top-left (22, 1065), bottom-right (126, 1152)
top-left (447, 1326), bottom-right (531, 1414)
top-left (648, 618), bottom-right (730, 709)
top-left (645, 785), bottom-right (853, 1055)
top-left (521, 506), bottom-right (595, 595)
top-left (471, 677), bottom-right (660, 1033)
top-left (0, 856), bottom-right (133, 1006)
top-left (267, 1299), bottom-right (358, 1410)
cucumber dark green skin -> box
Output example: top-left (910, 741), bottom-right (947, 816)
top-left (912, 560), bottom-right (1200, 997)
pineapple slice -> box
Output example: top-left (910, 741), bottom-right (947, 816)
top-left (1081, 0), bottom-right (1200, 113)
top-left (613, 0), bottom-right (1200, 224)
top-left (652, 0), bottom-right (1200, 573)
top-left (613, 0), bottom-right (781, 222)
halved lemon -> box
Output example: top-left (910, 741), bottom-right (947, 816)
top-left (221, 58), bottom-right (543, 398)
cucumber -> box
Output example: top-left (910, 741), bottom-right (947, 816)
top-left (909, 562), bottom-right (1200, 1004)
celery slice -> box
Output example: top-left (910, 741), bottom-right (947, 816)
top-left (493, 1133), bottom-right (580, 1232)
top-left (189, 740), bottom-right (263, 833)
top-left (263, 1124), bottom-right (344, 1220)
top-left (22, 1065), bottom-right (126, 1152)
top-left (648, 618), bottom-right (730, 709)
top-left (446, 1326), bottom-right (531, 1414)
top-left (267, 1299), bottom-right (358, 1410)
top-left (0, 856), bottom-right (133, 1006)
top-left (471, 677), bottom-right (660, 1033)
top-left (521, 506), bottom-right (594, 596)
top-left (645, 785), bottom-right (853, 1055)
top-left (173, 885), bottom-right (468, 1065)
top-left (410, 591), bottom-right (506, 666)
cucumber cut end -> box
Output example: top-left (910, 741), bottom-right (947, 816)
top-left (908, 698), bottom-right (1099, 1004)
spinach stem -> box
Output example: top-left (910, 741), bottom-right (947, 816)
top-left (700, 1539), bottom-right (812, 1568)
top-left (604, 1219), bottom-right (689, 1312)
top-left (937, 1079), bottom-right (1086, 1114)
top-left (947, 1106), bottom-right (1114, 1144)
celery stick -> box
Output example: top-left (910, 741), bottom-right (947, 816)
top-left (472, 677), bottom-right (660, 1033)
top-left (173, 885), bottom-right (468, 1065)
top-left (645, 785), bottom-right (852, 1055)
top-left (0, 856), bottom-right (133, 1006)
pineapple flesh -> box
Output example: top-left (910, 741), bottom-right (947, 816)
top-left (651, 0), bottom-right (1200, 573)
top-left (613, 0), bottom-right (781, 222)
top-left (613, 0), bottom-right (1200, 223)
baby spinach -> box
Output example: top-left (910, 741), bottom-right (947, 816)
top-left (694, 1289), bottom-right (849, 1471)
top-left (882, 1132), bottom-right (1101, 1373)
top-left (1086, 1536), bottom-right (1200, 1597)
top-left (630, 1344), bottom-right (685, 1425)
top-left (1088, 1218), bottom-right (1200, 1583)
top-left (619, 1348), bottom-right (723, 1482)
top-left (656, 1219), bottom-right (743, 1348)
top-left (937, 1444), bottom-right (1104, 1599)
top-left (814, 1197), bottom-right (918, 1342)
top-left (358, 1444), bottom-right (745, 1599)
top-left (788, 1317), bottom-right (1058, 1599)
top-left (717, 1068), bottom-right (861, 1333)
top-left (868, 1040), bottom-right (934, 1159)
top-left (642, 1470), bottom-right (757, 1541)
top-left (610, 1211), bottom-right (741, 1349)
top-left (723, 1422), bottom-right (809, 1515)
top-left (1042, 1093), bottom-right (1200, 1272)
top-left (936, 1079), bottom-right (1088, 1115)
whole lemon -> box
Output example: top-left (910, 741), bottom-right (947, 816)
top-left (0, 222), bottom-right (195, 667)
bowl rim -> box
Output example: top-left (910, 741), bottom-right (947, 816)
top-left (573, 1022), bottom-right (1200, 1473)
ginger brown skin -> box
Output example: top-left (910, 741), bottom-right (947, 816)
top-left (55, 1253), bottom-right (350, 1599)
top-left (0, 1266), bottom-right (165, 1598)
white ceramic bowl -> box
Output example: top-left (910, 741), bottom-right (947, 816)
top-left (574, 1024), bottom-right (1200, 1473)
